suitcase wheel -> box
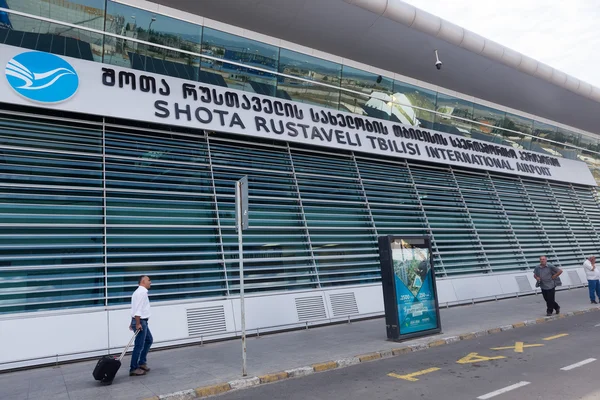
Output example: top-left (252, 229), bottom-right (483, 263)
top-left (100, 377), bottom-right (113, 385)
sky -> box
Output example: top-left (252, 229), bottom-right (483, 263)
top-left (402, 0), bottom-right (600, 88)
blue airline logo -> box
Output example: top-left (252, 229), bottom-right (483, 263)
top-left (5, 51), bottom-right (79, 103)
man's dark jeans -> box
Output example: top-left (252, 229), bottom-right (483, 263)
top-left (130, 318), bottom-right (153, 372)
top-left (541, 288), bottom-right (559, 314)
top-left (588, 279), bottom-right (600, 302)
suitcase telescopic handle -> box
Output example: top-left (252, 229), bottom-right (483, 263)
top-left (118, 329), bottom-right (140, 361)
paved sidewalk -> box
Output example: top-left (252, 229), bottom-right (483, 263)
top-left (2, 287), bottom-right (598, 400)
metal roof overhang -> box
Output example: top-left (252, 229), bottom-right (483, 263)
top-left (151, 0), bottom-right (600, 135)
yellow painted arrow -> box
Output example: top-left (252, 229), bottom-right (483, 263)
top-left (388, 367), bottom-right (440, 382)
top-left (456, 352), bottom-right (506, 364)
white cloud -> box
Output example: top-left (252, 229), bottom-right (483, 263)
top-left (402, 0), bottom-right (600, 88)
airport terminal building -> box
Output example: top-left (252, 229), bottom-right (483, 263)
top-left (1, 0), bottom-right (600, 369)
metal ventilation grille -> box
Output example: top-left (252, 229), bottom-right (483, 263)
top-left (186, 306), bottom-right (227, 337)
top-left (568, 271), bottom-right (582, 286)
top-left (515, 275), bottom-right (532, 292)
top-left (295, 296), bottom-right (327, 321)
top-left (329, 293), bottom-right (359, 317)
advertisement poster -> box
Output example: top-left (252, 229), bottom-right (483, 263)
top-left (391, 239), bottom-right (438, 334)
top-left (379, 235), bottom-right (441, 340)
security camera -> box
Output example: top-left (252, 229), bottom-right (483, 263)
top-left (435, 50), bottom-right (442, 70)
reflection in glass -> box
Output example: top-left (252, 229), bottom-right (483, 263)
top-left (558, 127), bottom-right (580, 159)
top-left (104, 1), bottom-right (202, 80)
top-left (201, 27), bottom-right (278, 94)
top-left (434, 93), bottom-right (473, 136)
top-left (3, 0), bottom-right (598, 171)
top-left (340, 66), bottom-right (393, 120)
top-left (392, 80), bottom-right (437, 129)
top-left (278, 49), bottom-right (341, 109)
top-left (578, 150), bottom-right (600, 184)
top-left (531, 121), bottom-right (563, 157)
top-left (559, 127), bottom-right (580, 147)
top-left (2, 0), bottom-right (104, 61)
top-left (471, 104), bottom-right (505, 144)
top-left (580, 134), bottom-right (599, 152)
top-left (502, 113), bottom-right (533, 150)
top-left (5, 0), bottom-right (105, 30)
top-left (533, 120), bottom-right (557, 138)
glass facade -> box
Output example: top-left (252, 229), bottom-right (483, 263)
top-left (104, 0), bottom-right (202, 79)
top-left (340, 65), bottom-right (393, 121)
top-left (278, 48), bottom-right (341, 108)
top-left (390, 80), bottom-right (437, 129)
top-left (202, 27), bottom-right (279, 95)
top-left (2, 2), bottom-right (600, 315)
top-left (471, 103), bottom-right (505, 144)
top-left (4, 0), bottom-right (105, 62)
top-left (2, 105), bottom-right (600, 314)
top-left (434, 93), bottom-right (473, 136)
top-left (0, 1), bottom-right (599, 178)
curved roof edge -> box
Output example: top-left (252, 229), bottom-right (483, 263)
top-left (345, 0), bottom-right (600, 103)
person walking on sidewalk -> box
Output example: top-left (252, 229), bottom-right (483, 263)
top-left (130, 275), bottom-right (153, 376)
top-left (534, 256), bottom-right (563, 316)
top-left (583, 256), bottom-right (600, 304)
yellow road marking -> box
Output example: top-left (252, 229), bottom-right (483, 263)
top-left (491, 342), bottom-right (544, 353)
top-left (456, 352), bottom-right (506, 364)
top-left (543, 333), bottom-right (569, 341)
top-left (388, 367), bottom-right (440, 382)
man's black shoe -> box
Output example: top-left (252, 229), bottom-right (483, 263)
top-left (556, 307), bottom-right (560, 314)
top-left (592, 301), bottom-right (598, 304)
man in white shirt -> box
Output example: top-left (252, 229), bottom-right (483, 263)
top-left (129, 275), bottom-right (153, 376)
top-left (583, 256), bottom-right (600, 304)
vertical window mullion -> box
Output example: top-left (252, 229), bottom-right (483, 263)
top-left (206, 135), bottom-right (229, 296)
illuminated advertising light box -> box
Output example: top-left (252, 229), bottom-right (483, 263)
top-left (378, 235), bottom-right (442, 340)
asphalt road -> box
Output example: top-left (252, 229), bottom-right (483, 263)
top-left (217, 313), bottom-right (600, 400)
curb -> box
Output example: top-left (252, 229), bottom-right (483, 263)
top-left (144, 306), bottom-right (600, 400)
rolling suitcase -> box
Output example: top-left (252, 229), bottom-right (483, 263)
top-left (93, 330), bottom-right (139, 385)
